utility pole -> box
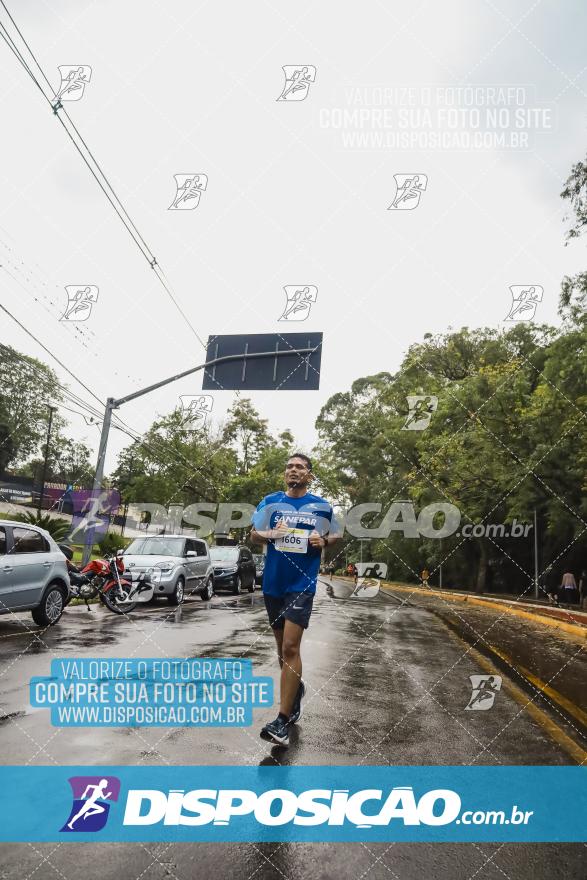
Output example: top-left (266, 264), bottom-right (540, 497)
top-left (533, 508), bottom-right (539, 599)
top-left (120, 452), bottom-right (135, 538)
top-left (37, 405), bottom-right (57, 515)
top-left (439, 537), bottom-right (443, 589)
top-left (81, 347), bottom-right (315, 564)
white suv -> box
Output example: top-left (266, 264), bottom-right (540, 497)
top-left (122, 535), bottom-right (214, 604)
top-left (0, 520), bottom-right (70, 626)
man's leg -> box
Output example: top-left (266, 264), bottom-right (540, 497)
top-left (279, 619), bottom-right (304, 717)
top-left (272, 627), bottom-right (284, 668)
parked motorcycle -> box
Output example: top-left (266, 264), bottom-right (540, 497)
top-left (58, 545), bottom-right (153, 615)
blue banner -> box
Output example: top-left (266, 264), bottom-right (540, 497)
top-left (29, 658), bottom-right (273, 727)
top-left (0, 766), bottom-right (584, 842)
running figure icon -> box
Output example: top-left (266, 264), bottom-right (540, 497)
top-left (168, 174), bottom-right (208, 210)
top-left (279, 285), bottom-right (318, 321)
top-left (67, 779), bottom-right (112, 829)
top-left (55, 65), bottom-right (92, 102)
top-left (465, 674), bottom-right (502, 710)
top-left (277, 66), bottom-right (316, 101)
top-left (505, 285), bottom-right (543, 322)
top-left (388, 174), bottom-right (428, 210)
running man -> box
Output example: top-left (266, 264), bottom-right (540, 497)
top-left (251, 453), bottom-right (339, 747)
top-left (67, 779), bottom-right (112, 829)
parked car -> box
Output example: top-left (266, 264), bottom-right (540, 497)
top-left (122, 535), bottom-right (214, 604)
top-left (209, 545), bottom-right (256, 594)
top-left (0, 520), bottom-right (70, 626)
top-left (253, 553), bottom-right (265, 586)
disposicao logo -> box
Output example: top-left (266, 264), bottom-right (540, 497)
top-left (122, 786), bottom-right (461, 827)
top-left (60, 776), bottom-right (121, 832)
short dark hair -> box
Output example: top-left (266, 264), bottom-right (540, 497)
top-left (288, 452), bottom-right (312, 471)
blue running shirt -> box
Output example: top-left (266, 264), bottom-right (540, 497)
top-left (252, 491), bottom-right (334, 596)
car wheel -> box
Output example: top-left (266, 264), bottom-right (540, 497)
top-left (247, 576), bottom-right (255, 593)
top-left (201, 576), bottom-right (214, 601)
top-left (31, 583), bottom-right (67, 626)
top-left (232, 574), bottom-right (243, 595)
top-left (168, 577), bottom-right (185, 606)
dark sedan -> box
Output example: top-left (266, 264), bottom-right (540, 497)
top-left (209, 545), bottom-right (256, 594)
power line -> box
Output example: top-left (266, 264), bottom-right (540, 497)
top-left (0, 258), bottom-right (94, 350)
top-left (0, 301), bottom-right (105, 406)
top-left (1, 341), bottom-right (224, 504)
top-left (0, 2), bottom-right (206, 346)
top-left (50, 401), bottom-right (99, 424)
top-left (0, 22), bottom-right (43, 93)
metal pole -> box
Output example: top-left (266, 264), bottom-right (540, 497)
top-left (439, 538), bottom-right (443, 589)
top-left (82, 398), bottom-right (116, 565)
top-left (120, 453), bottom-right (135, 538)
top-left (533, 508), bottom-right (539, 599)
top-left (37, 405), bottom-right (56, 515)
top-left (113, 347), bottom-right (316, 407)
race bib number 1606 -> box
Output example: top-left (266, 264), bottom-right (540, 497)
top-left (274, 528), bottom-right (308, 554)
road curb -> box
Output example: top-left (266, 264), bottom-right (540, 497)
top-left (379, 582), bottom-right (587, 640)
top-left (435, 613), bottom-right (587, 762)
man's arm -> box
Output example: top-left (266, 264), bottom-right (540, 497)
top-left (251, 518), bottom-right (290, 546)
top-left (309, 530), bottom-right (341, 550)
top-left (250, 528), bottom-right (270, 546)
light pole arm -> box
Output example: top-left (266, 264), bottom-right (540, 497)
top-left (112, 348), bottom-right (316, 407)
top-left (80, 347), bottom-right (316, 564)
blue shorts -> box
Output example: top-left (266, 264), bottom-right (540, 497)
top-left (263, 591), bottom-right (314, 630)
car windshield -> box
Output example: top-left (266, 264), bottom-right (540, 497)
top-left (125, 537), bottom-right (185, 557)
top-left (210, 546), bottom-right (239, 562)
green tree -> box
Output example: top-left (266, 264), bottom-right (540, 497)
top-left (0, 394), bottom-right (15, 476)
top-left (111, 409), bottom-right (237, 509)
top-left (560, 154), bottom-right (587, 318)
top-left (0, 345), bottom-right (65, 467)
top-left (12, 511), bottom-right (70, 541)
top-left (227, 430), bottom-right (296, 506)
top-left (315, 326), bottom-right (565, 593)
top-left (17, 437), bottom-right (93, 486)
top-left (221, 398), bottom-right (270, 474)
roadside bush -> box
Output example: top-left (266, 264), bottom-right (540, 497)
top-left (97, 532), bottom-right (131, 556)
top-left (11, 511), bottom-right (71, 541)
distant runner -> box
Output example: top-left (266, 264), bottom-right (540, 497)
top-left (251, 453), bottom-right (339, 747)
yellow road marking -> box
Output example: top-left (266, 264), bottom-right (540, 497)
top-left (485, 644), bottom-right (587, 730)
top-left (453, 636), bottom-right (587, 764)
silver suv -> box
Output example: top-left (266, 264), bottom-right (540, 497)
top-left (0, 520), bottom-right (70, 626)
top-left (122, 535), bottom-right (214, 604)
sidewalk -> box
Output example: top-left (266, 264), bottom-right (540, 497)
top-left (380, 581), bottom-right (587, 639)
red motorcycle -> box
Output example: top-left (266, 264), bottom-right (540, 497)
top-left (59, 547), bottom-right (152, 615)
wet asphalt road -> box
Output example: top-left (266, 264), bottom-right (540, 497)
top-left (0, 577), bottom-right (585, 879)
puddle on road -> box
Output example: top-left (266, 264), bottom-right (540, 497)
top-left (0, 710), bottom-right (26, 725)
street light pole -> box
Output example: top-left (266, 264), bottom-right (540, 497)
top-left (439, 538), bottom-right (443, 589)
top-left (81, 348), bottom-right (314, 564)
top-left (37, 405), bottom-right (57, 515)
top-left (533, 508), bottom-right (539, 599)
top-left (120, 452), bottom-right (135, 539)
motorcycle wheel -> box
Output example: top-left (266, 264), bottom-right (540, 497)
top-left (99, 591), bottom-right (137, 615)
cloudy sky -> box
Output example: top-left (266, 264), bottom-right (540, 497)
top-left (0, 0), bottom-right (585, 476)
